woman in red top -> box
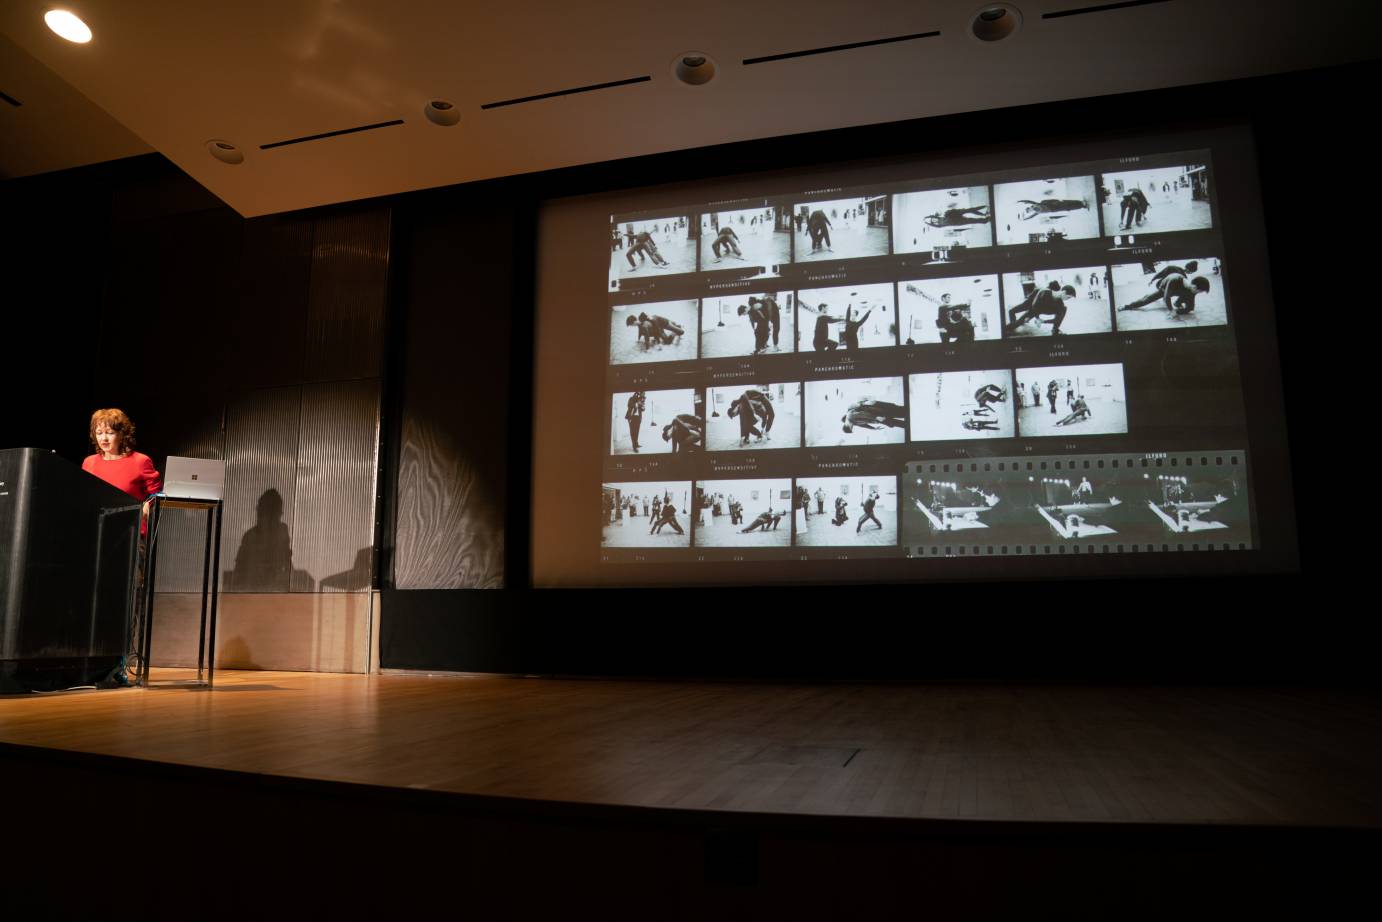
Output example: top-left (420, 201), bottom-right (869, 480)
top-left (82, 408), bottom-right (161, 685)
top-left (81, 408), bottom-right (162, 500)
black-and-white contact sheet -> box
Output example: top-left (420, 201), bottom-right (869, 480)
top-left (594, 143), bottom-right (1259, 569)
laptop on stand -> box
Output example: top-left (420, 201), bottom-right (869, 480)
top-left (162, 456), bottom-right (225, 501)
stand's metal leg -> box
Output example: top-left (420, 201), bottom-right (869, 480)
top-left (122, 511), bottom-right (139, 685)
top-left (206, 502), bottom-right (223, 689)
top-left (197, 506), bottom-right (213, 683)
top-left (140, 500), bottom-right (162, 688)
top-left (137, 517), bottom-right (149, 687)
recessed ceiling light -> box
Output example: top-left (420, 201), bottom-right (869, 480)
top-left (207, 139), bottom-right (244, 165)
top-left (44, 9), bottom-right (92, 44)
top-left (970, 4), bottom-right (1022, 42)
top-left (672, 51), bottom-right (716, 86)
top-left (424, 99), bottom-right (460, 127)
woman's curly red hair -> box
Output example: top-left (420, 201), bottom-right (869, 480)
top-left (89, 408), bottom-right (137, 454)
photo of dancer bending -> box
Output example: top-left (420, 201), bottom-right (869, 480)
top-left (741, 510), bottom-right (783, 533)
top-left (1117, 263), bottom-right (1210, 316)
top-left (1054, 397), bottom-right (1091, 427)
top-left (1006, 284), bottom-right (1076, 336)
top-left (728, 389), bottom-right (774, 445)
top-left (693, 478), bottom-right (792, 547)
top-left (628, 311), bottom-right (685, 346)
top-left (662, 413), bottom-right (704, 452)
top-left (626, 230), bottom-right (669, 269)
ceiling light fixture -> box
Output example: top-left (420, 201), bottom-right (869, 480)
top-left (207, 140), bottom-right (244, 165)
top-left (423, 99), bottom-right (460, 126)
top-left (44, 9), bottom-right (92, 44)
top-left (672, 52), bottom-right (716, 86)
top-left (970, 4), bottom-right (1022, 42)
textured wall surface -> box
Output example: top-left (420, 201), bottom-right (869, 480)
top-left (389, 201), bottom-right (513, 589)
top-left (72, 174), bottom-right (391, 669)
top-left (292, 378), bottom-right (380, 592)
top-left (306, 210), bottom-right (390, 382)
top-left (221, 385), bottom-right (302, 593)
top-left (128, 204), bottom-right (389, 598)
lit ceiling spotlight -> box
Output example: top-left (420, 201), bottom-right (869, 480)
top-left (44, 9), bottom-right (92, 44)
top-left (424, 99), bottom-right (460, 127)
top-left (970, 4), bottom-right (1022, 42)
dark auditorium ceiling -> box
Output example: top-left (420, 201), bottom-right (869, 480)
top-left (1, 0), bottom-right (1376, 217)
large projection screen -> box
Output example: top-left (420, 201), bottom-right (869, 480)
top-left (533, 124), bottom-right (1297, 587)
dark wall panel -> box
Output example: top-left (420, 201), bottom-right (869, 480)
top-left (291, 378), bottom-right (380, 592)
top-left (389, 203), bottom-right (514, 589)
top-left (380, 578), bottom-right (1357, 680)
top-left (95, 191), bottom-right (242, 595)
top-left (2, 163), bottom-right (107, 462)
top-left (305, 209), bottom-right (390, 383)
top-left (379, 589), bottom-right (523, 672)
top-left (115, 208), bottom-right (243, 461)
top-left (95, 217), bottom-right (171, 425)
top-left (222, 385), bottom-right (301, 593)
top-left (227, 215), bottom-right (314, 389)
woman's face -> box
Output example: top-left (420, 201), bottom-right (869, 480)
top-left (94, 423), bottom-right (121, 457)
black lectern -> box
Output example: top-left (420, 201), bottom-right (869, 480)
top-left (0, 448), bottom-right (141, 693)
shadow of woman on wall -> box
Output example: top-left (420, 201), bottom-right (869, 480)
top-left (226, 488), bottom-right (293, 591)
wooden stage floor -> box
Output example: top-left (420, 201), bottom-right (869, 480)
top-left (3, 668), bottom-right (1381, 829)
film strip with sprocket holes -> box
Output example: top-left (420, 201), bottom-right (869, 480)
top-left (904, 449), bottom-right (1251, 557)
